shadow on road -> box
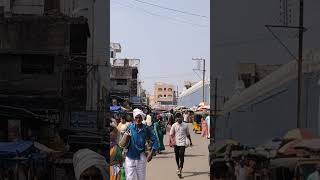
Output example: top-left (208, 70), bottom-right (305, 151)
top-left (159, 151), bottom-right (174, 155)
top-left (184, 154), bottom-right (205, 157)
top-left (154, 156), bottom-right (174, 159)
top-left (182, 171), bottom-right (210, 178)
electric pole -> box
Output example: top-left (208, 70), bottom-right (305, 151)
top-left (297, 0), bottom-right (304, 128)
top-left (213, 78), bottom-right (218, 143)
top-left (192, 58), bottom-right (206, 103)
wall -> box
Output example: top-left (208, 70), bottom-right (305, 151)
top-left (12, 0), bottom-right (44, 15)
top-left (75, 0), bottom-right (109, 112)
top-left (0, 54), bottom-right (64, 94)
top-left (216, 73), bottom-right (320, 146)
top-left (153, 83), bottom-right (175, 104)
top-left (0, 16), bottom-right (69, 54)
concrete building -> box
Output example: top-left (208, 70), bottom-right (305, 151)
top-left (178, 80), bottom-right (210, 108)
top-left (0, 14), bottom-right (90, 141)
top-left (152, 82), bottom-right (176, 106)
top-left (110, 42), bottom-right (121, 60)
top-left (216, 49), bottom-right (320, 146)
top-left (110, 58), bottom-right (139, 99)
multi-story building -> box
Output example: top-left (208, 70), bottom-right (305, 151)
top-left (153, 82), bottom-right (176, 106)
top-left (0, 13), bottom-right (90, 142)
top-left (0, 0), bottom-right (110, 140)
top-left (110, 58), bottom-right (139, 100)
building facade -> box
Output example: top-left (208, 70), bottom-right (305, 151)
top-left (110, 58), bottom-right (139, 100)
top-left (217, 50), bottom-right (320, 146)
top-left (0, 14), bottom-right (90, 141)
top-left (152, 82), bottom-right (176, 106)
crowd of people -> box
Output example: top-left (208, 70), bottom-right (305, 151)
top-left (109, 99), bottom-right (193, 180)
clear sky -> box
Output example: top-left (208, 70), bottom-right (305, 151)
top-left (110, 0), bottom-right (210, 95)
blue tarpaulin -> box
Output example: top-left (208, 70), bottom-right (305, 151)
top-left (0, 141), bottom-right (33, 157)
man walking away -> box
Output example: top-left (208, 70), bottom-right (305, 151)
top-left (170, 112), bottom-right (192, 178)
top-left (124, 109), bottom-right (159, 180)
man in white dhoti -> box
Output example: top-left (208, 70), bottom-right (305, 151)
top-left (124, 109), bottom-right (159, 180)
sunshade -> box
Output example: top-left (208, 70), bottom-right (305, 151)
top-left (284, 129), bottom-right (315, 140)
top-left (293, 139), bottom-right (320, 151)
top-left (278, 139), bottom-right (308, 156)
top-left (0, 141), bottom-right (33, 157)
top-left (212, 139), bottom-right (239, 154)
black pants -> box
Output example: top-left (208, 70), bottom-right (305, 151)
top-left (174, 146), bottom-right (186, 169)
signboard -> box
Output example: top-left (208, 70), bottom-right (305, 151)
top-left (70, 112), bottom-right (97, 129)
top-left (8, 119), bottom-right (21, 141)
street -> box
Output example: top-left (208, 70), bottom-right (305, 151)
top-left (146, 124), bottom-right (210, 180)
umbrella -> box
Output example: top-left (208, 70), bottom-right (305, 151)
top-left (257, 138), bottom-right (282, 151)
top-left (212, 139), bottom-right (239, 154)
top-left (293, 139), bottom-right (320, 152)
top-left (283, 129), bottom-right (315, 140)
top-left (278, 139), bottom-right (308, 156)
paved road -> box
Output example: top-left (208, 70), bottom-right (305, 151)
top-left (146, 124), bottom-right (210, 180)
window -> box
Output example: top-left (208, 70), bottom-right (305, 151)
top-left (132, 69), bottom-right (138, 79)
top-left (164, 88), bottom-right (167, 91)
top-left (116, 79), bottom-right (127, 85)
top-left (158, 94), bottom-right (162, 98)
top-left (168, 95), bottom-right (172, 98)
top-left (168, 88), bottom-right (172, 91)
top-left (164, 95), bottom-right (167, 97)
top-left (110, 51), bottom-right (114, 58)
top-left (21, 55), bottom-right (54, 74)
top-left (158, 88), bottom-right (162, 91)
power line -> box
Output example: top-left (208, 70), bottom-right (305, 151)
top-left (132, 0), bottom-right (208, 19)
top-left (142, 73), bottom-right (195, 79)
top-left (111, 0), bottom-right (208, 28)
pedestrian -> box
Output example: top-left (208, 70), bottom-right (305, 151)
top-left (307, 163), bottom-right (320, 180)
top-left (145, 110), bottom-right (152, 127)
top-left (166, 114), bottom-right (175, 147)
top-left (170, 112), bottom-right (193, 178)
top-left (118, 114), bottom-right (131, 140)
top-left (235, 160), bottom-right (246, 180)
top-left (183, 111), bottom-right (188, 123)
top-left (124, 108), bottom-right (159, 180)
top-left (154, 114), bottom-right (165, 154)
top-left (205, 115), bottom-right (210, 139)
top-left (110, 124), bottom-right (123, 180)
top-left (201, 116), bottom-right (208, 138)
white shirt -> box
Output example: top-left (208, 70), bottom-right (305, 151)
top-left (307, 171), bottom-right (320, 180)
top-left (183, 114), bottom-right (188, 122)
top-left (235, 166), bottom-right (246, 180)
top-left (170, 122), bottom-right (190, 146)
top-left (146, 115), bottom-right (152, 126)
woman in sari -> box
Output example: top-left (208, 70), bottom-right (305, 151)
top-left (154, 115), bottom-right (165, 154)
top-left (166, 114), bottom-right (175, 147)
top-left (110, 125), bottom-right (123, 180)
top-left (201, 116), bottom-right (208, 138)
